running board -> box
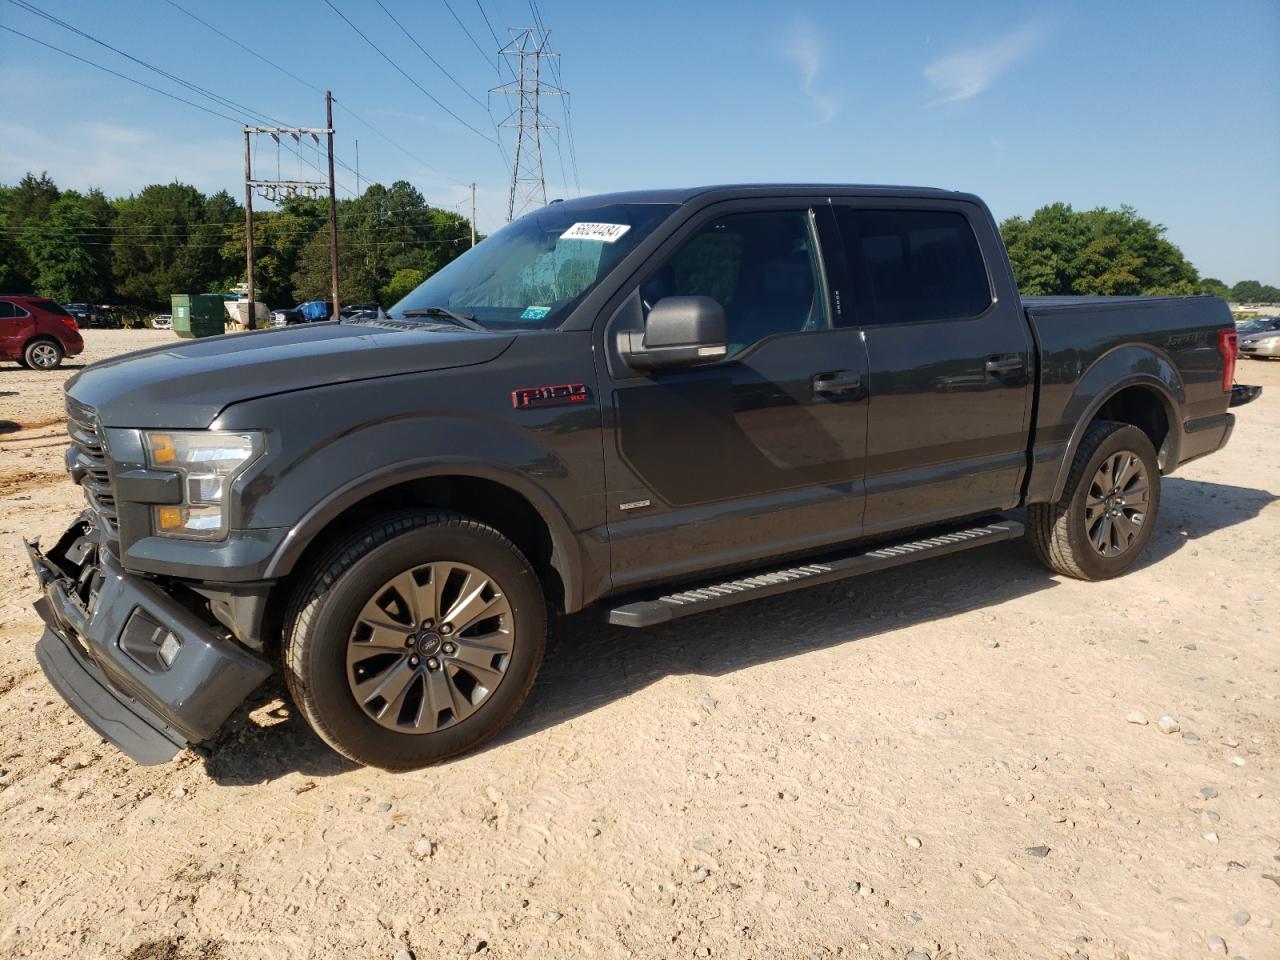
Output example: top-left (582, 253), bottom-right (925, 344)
top-left (606, 518), bottom-right (1024, 628)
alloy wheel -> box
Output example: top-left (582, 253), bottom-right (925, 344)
top-left (30, 343), bottom-right (60, 368)
top-left (346, 561), bottom-right (514, 733)
top-left (1084, 450), bottom-right (1149, 557)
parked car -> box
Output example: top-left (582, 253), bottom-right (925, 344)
top-left (150, 314), bottom-right (173, 330)
top-left (25, 184), bottom-right (1260, 770)
top-left (270, 300), bottom-right (334, 327)
top-left (1, 295), bottom-right (84, 369)
top-left (340, 303), bottom-right (381, 321)
top-left (1239, 318), bottom-right (1280, 359)
top-left (62, 302), bottom-right (116, 328)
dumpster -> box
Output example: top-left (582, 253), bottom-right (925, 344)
top-left (171, 293), bottom-right (227, 339)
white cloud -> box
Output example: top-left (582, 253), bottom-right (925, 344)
top-left (782, 17), bottom-right (838, 126)
top-left (924, 23), bottom-right (1046, 104)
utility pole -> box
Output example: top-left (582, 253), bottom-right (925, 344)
top-left (326, 90), bottom-right (340, 318)
top-left (241, 94), bottom-right (336, 323)
top-left (470, 183), bottom-right (477, 247)
top-left (355, 138), bottom-right (361, 197)
top-left (493, 28), bottom-right (565, 221)
top-left (242, 130), bottom-right (255, 329)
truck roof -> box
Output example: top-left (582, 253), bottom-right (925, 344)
top-left (551, 184), bottom-right (978, 208)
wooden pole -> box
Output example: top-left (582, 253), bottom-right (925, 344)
top-left (470, 182), bottom-right (477, 247)
top-left (326, 90), bottom-right (340, 318)
top-left (243, 128), bottom-right (256, 330)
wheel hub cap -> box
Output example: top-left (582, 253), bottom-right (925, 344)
top-left (415, 630), bottom-right (443, 656)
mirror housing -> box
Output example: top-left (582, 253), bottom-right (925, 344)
top-left (619, 296), bottom-right (728, 371)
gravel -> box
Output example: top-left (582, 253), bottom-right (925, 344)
top-left (1125, 710), bottom-right (1148, 725)
top-left (1024, 846), bottom-right (1051, 858)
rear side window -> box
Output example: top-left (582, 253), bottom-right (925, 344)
top-left (835, 208), bottom-right (991, 325)
top-left (32, 299), bottom-right (71, 316)
top-left (0, 301), bottom-right (15, 319)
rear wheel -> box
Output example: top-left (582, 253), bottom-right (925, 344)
top-left (282, 510), bottom-right (547, 770)
top-left (24, 338), bottom-right (63, 370)
top-left (1028, 420), bottom-right (1161, 580)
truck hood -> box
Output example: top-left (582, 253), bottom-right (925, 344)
top-left (66, 321), bottom-right (516, 428)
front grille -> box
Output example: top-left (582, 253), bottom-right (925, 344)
top-left (66, 397), bottom-right (119, 537)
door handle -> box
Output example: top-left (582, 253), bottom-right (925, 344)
top-left (812, 370), bottom-right (862, 395)
top-left (985, 355), bottom-right (1025, 375)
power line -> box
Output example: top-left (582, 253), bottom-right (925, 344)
top-left (440, 0), bottom-right (498, 71)
top-left (373, 0), bottom-right (489, 110)
top-left (155, 1), bottom-right (470, 191)
top-left (6, 0), bottom-right (292, 129)
top-left (161, 0), bottom-right (323, 95)
top-left (5, 0), bottom-right (355, 196)
top-left (473, 0), bottom-right (505, 62)
top-left (320, 0), bottom-right (500, 147)
top-left (0, 24), bottom-right (240, 124)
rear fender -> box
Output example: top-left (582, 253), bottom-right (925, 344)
top-left (1036, 345), bottom-right (1183, 503)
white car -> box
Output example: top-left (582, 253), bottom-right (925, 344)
top-left (151, 314), bottom-right (173, 330)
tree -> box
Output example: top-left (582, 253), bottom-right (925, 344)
top-left (111, 182), bottom-right (237, 306)
top-left (384, 268), bottom-right (427, 304)
top-left (21, 190), bottom-right (115, 301)
top-left (1001, 203), bottom-right (1199, 296)
top-left (1199, 277), bottom-right (1231, 300)
top-left (1230, 279), bottom-right (1280, 303)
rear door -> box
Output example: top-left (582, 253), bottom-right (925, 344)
top-left (0, 299), bottom-right (32, 360)
top-left (830, 199), bottom-right (1034, 533)
top-left (598, 200), bottom-right (870, 591)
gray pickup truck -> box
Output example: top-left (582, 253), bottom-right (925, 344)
top-left (26, 184), bottom-right (1259, 770)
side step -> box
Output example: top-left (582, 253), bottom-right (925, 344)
top-left (606, 518), bottom-right (1024, 628)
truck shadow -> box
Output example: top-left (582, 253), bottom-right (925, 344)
top-left (200, 476), bottom-right (1274, 784)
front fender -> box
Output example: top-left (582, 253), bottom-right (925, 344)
top-left (262, 454), bottom-right (586, 607)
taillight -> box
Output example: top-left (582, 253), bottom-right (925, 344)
top-left (1218, 329), bottom-right (1237, 392)
top-left (60, 316), bottom-right (79, 333)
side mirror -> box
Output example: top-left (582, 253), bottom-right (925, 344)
top-left (619, 296), bottom-right (728, 371)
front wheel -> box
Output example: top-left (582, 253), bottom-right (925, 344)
top-left (282, 510), bottom-right (547, 770)
top-left (1028, 420), bottom-right (1161, 580)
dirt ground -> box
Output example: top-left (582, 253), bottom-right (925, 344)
top-left (0, 331), bottom-right (1276, 960)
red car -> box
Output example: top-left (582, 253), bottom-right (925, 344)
top-left (0, 295), bottom-right (84, 370)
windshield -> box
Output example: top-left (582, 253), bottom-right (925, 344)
top-left (1239, 317), bottom-right (1280, 333)
top-left (389, 202), bottom-right (678, 330)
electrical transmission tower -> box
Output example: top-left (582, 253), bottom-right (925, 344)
top-left (493, 28), bottom-right (565, 221)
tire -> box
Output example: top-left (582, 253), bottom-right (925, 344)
top-left (282, 510), bottom-right (547, 770)
top-left (23, 338), bottom-right (64, 370)
top-left (1028, 420), bottom-right (1161, 581)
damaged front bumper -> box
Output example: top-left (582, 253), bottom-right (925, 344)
top-left (27, 515), bottom-right (271, 765)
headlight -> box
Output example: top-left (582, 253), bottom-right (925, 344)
top-left (1256, 335), bottom-right (1280, 346)
top-left (143, 430), bottom-right (263, 540)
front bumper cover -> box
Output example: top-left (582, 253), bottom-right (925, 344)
top-left (27, 515), bottom-right (271, 765)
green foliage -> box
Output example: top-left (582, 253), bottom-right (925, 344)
top-left (0, 172), bottom-right (475, 310)
top-left (384, 268), bottom-right (428, 305)
top-left (1000, 203), bottom-right (1202, 296)
top-left (1230, 279), bottom-right (1280, 303)
top-left (21, 189), bottom-right (115, 301)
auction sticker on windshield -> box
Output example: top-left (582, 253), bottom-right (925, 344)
top-left (520, 306), bottom-right (551, 320)
top-left (560, 222), bottom-right (632, 242)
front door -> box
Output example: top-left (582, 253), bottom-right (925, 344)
top-left (598, 204), bottom-right (870, 591)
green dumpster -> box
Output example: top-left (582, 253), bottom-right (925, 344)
top-left (170, 293), bottom-right (227, 339)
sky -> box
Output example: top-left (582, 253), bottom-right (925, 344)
top-left (1, 0), bottom-right (1277, 284)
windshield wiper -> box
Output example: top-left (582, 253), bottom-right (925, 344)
top-left (401, 306), bottom-right (486, 331)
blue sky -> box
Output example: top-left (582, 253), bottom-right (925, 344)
top-left (1, 0), bottom-right (1277, 282)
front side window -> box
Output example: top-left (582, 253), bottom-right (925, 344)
top-left (391, 202), bottom-right (677, 330)
top-left (835, 208), bottom-right (992, 325)
top-left (640, 209), bottom-right (828, 356)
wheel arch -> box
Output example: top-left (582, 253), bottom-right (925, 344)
top-left (1051, 374), bottom-right (1180, 502)
top-left (264, 461), bottom-right (584, 614)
